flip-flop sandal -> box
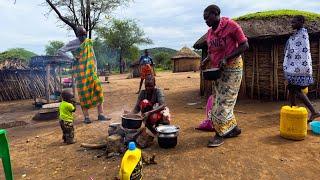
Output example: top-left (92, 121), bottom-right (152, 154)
top-left (207, 135), bottom-right (224, 147)
top-left (84, 117), bottom-right (92, 124)
top-left (98, 115), bottom-right (112, 121)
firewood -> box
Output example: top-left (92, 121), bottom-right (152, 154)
top-left (80, 143), bottom-right (108, 149)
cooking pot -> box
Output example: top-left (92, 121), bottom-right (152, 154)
top-left (202, 68), bottom-right (221, 81)
top-left (156, 125), bottom-right (180, 149)
top-left (121, 114), bottom-right (143, 129)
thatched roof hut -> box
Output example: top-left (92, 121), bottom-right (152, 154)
top-left (171, 46), bottom-right (201, 72)
top-left (0, 59), bottom-right (60, 102)
top-left (128, 60), bottom-right (140, 78)
top-left (0, 56), bottom-right (73, 102)
top-left (194, 10), bottom-right (320, 100)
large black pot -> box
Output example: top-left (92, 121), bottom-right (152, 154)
top-left (158, 135), bottom-right (178, 149)
top-left (121, 114), bottom-right (143, 129)
top-left (202, 68), bottom-right (221, 81)
top-left (156, 125), bottom-right (180, 149)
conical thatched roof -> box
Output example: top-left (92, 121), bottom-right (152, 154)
top-left (171, 46), bottom-right (200, 60)
top-left (194, 10), bottom-right (320, 49)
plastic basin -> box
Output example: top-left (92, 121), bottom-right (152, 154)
top-left (310, 121), bottom-right (320, 135)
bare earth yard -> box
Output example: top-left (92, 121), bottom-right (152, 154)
top-left (1, 71), bottom-right (320, 179)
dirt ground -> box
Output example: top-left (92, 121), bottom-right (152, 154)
top-left (1, 71), bottom-right (320, 180)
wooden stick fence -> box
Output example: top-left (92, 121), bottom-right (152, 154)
top-left (0, 69), bottom-right (59, 102)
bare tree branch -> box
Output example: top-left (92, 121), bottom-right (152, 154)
top-left (80, 0), bottom-right (86, 28)
top-left (46, 0), bottom-right (77, 34)
top-left (66, 0), bottom-right (80, 26)
top-left (44, 0), bottom-right (131, 37)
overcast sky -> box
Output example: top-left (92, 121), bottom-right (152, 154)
top-left (1, 0), bottom-right (319, 54)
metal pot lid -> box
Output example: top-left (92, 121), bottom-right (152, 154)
top-left (156, 125), bottom-right (179, 134)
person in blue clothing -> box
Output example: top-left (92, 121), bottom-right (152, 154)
top-left (137, 49), bottom-right (155, 94)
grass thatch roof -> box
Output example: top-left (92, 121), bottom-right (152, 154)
top-left (0, 59), bottom-right (28, 70)
top-left (194, 10), bottom-right (320, 49)
top-left (171, 46), bottom-right (201, 60)
top-left (235, 9), bottom-right (320, 21)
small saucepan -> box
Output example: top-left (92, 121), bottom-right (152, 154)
top-left (202, 68), bottom-right (221, 81)
top-left (121, 114), bottom-right (143, 129)
top-left (156, 125), bottom-right (180, 149)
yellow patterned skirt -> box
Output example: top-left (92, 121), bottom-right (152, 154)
top-left (73, 39), bottom-right (104, 109)
top-left (211, 57), bottom-right (243, 136)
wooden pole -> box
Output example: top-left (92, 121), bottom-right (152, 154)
top-left (317, 39), bottom-right (320, 98)
top-left (59, 66), bottom-right (62, 92)
top-left (251, 47), bottom-right (256, 99)
top-left (256, 46), bottom-right (260, 100)
top-left (270, 43), bottom-right (274, 101)
top-left (71, 63), bottom-right (76, 98)
top-left (274, 44), bottom-right (279, 101)
top-left (45, 64), bottom-right (50, 103)
top-left (241, 55), bottom-right (246, 97)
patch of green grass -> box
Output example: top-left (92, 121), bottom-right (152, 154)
top-left (235, 9), bottom-right (320, 21)
top-left (155, 67), bottom-right (171, 72)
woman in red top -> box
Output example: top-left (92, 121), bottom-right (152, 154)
top-left (201, 5), bottom-right (249, 147)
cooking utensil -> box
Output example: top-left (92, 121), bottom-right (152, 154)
top-left (156, 125), bottom-right (180, 149)
top-left (121, 114), bottom-right (143, 129)
top-left (202, 68), bottom-right (221, 81)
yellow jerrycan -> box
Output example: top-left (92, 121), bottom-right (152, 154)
top-left (119, 142), bottom-right (143, 180)
top-left (301, 87), bottom-right (308, 95)
top-left (280, 106), bottom-right (308, 140)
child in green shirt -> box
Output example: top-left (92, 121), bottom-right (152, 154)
top-left (59, 89), bottom-right (76, 144)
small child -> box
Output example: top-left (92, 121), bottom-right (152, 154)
top-left (59, 89), bottom-right (76, 144)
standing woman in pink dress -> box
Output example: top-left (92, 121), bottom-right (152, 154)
top-left (201, 5), bottom-right (249, 147)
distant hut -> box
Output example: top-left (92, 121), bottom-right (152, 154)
top-left (0, 59), bottom-right (60, 102)
top-left (171, 46), bottom-right (201, 73)
top-left (193, 10), bottom-right (320, 100)
top-left (0, 56), bottom-right (73, 102)
top-left (129, 60), bottom-right (140, 78)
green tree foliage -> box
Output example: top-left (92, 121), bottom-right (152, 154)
top-left (0, 48), bottom-right (37, 62)
top-left (45, 40), bottom-right (65, 55)
top-left (93, 38), bottom-right (118, 70)
top-left (98, 19), bottom-right (152, 73)
top-left (125, 46), bottom-right (140, 62)
top-left (141, 47), bottom-right (177, 56)
top-left (153, 52), bottom-right (171, 69)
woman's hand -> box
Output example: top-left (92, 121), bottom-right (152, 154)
top-left (143, 112), bottom-right (151, 119)
top-left (123, 110), bottom-right (131, 114)
top-left (201, 57), bottom-right (209, 70)
top-left (219, 58), bottom-right (227, 68)
top-left (142, 112), bottom-right (151, 122)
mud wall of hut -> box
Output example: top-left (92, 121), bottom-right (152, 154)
top-left (173, 58), bottom-right (200, 73)
top-left (0, 70), bottom-right (60, 102)
top-left (131, 65), bottom-right (140, 78)
top-left (201, 36), bottom-right (320, 101)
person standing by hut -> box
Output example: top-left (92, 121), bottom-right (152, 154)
top-left (57, 26), bottom-right (111, 124)
top-left (283, 15), bottom-right (320, 122)
top-left (201, 5), bottom-right (249, 147)
top-left (137, 49), bottom-right (155, 94)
